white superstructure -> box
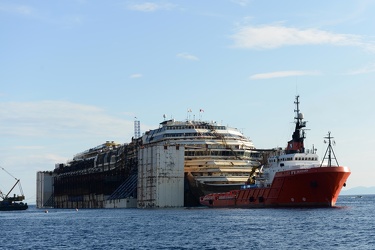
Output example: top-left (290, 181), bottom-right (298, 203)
top-left (141, 119), bottom-right (261, 195)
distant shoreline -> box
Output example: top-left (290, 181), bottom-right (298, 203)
top-left (340, 186), bottom-right (375, 195)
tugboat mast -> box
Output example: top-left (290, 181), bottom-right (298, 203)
top-left (320, 131), bottom-right (339, 167)
top-left (286, 95), bottom-right (307, 153)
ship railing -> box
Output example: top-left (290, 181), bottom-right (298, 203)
top-left (304, 149), bottom-right (316, 154)
top-left (285, 164), bottom-right (320, 170)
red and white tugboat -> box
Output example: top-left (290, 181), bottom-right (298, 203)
top-left (200, 96), bottom-right (351, 208)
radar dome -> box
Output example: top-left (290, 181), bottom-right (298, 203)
top-left (298, 113), bottom-right (304, 119)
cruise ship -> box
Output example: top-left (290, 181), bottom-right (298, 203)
top-left (141, 119), bottom-right (262, 204)
top-left (37, 118), bottom-right (263, 208)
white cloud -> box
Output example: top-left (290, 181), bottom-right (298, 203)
top-left (347, 63), bottom-right (375, 75)
top-left (0, 100), bottom-right (138, 197)
top-left (231, 0), bottom-right (250, 7)
top-left (127, 2), bottom-right (175, 12)
top-left (29, 153), bottom-right (68, 165)
top-left (61, 15), bottom-right (84, 28)
top-left (0, 3), bottom-right (34, 16)
top-left (177, 52), bottom-right (199, 61)
top-left (0, 101), bottom-right (134, 139)
top-left (250, 70), bottom-right (320, 80)
top-left (0, 3), bottom-right (84, 28)
top-left (13, 145), bottom-right (45, 150)
top-left (130, 73), bottom-right (143, 78)
top-left (231, 24), bottom-right (375, 52)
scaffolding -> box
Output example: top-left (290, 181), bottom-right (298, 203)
top-left (134, 120), bottom-right (141, 139)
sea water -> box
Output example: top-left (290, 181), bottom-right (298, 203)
top-left (1, 195), bottom-right (374, 250)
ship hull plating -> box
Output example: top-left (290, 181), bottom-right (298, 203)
top-left (0, 203), bottom-right (28, 211)
top-left (200, 166), bottom-right (351, 208)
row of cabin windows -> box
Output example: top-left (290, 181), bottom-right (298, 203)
top-left (166, 125), bottom-right (226, 130)
top-left (183, 144), bottom-right (254, 150)
top-left (162, 132), bottom-right (243, 139)
top-left (185, 150), bottom-right (260, 158)
top-left (195, 172), bottom-right (250, 177)
top-left (269, 157), bottom-right (318, 162)
top-left (295, 157), bottom-right (318, 161)
top-left (149, 132), bottom-right (246, 142)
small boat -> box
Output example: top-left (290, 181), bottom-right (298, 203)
top-left (0, 167), bottom-right (28, 211)
top-left (200, 96), bottom-right (351, 208)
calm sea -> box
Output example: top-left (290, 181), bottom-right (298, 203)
top-left (1, 195), bottom-right (374, 250)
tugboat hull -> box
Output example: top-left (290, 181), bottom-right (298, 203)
top-left (200, 166), bottom-right (350, 208)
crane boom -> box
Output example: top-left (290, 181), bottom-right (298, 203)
top-left (0, 166), bottom-right (25, 198)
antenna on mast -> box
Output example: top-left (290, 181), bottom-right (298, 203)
top-left (320, 131), bottom-right (339, 167)
top-left (187, 109), bottom-right (192, 121)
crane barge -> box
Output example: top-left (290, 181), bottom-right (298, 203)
top-left (0, 167), bottom-right (28, 211)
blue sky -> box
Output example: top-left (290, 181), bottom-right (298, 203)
top-left (1, 1), bottom-right (375, 203)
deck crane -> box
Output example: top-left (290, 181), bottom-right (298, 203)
top-left (0, 166), bottom-right (28, 210)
